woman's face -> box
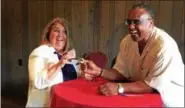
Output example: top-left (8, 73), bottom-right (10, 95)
top-left (49, 23), bottom-right (67, 52)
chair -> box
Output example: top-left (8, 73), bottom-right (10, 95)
top-left (111, 56), bottom-right (117, 68)
top-left (83, 51), bottom-right (108, 69)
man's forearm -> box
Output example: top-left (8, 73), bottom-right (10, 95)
top-left (122, 81), bottom-right (153, 93)
top-left (101, 68), bottom-right (127, 81)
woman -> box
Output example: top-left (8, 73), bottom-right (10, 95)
top-left (26, 17), bottom-right (80, 107)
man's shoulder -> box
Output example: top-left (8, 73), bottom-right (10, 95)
top-left (120, 34), bottom-right (133, 45)
top-left (155, 27), bottom-right (177, 48)
top-left (149, 27), bottom-right (178, 54)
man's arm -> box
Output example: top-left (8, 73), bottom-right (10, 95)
top-left (83, 60), bottom-right (127, 81)
top-left (100, 68), bottom-right (127, 81)
top-left (83, 60), bottom-right (154, 94)
top-left (121, 81), bottom-right (153, 93)
top-left (99, 80), bottom-right (154, 96)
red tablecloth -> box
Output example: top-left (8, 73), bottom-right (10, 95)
top-left (51, 78), bottom-right (163, 107)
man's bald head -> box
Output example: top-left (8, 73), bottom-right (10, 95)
top-left (131, 3), bottom-right (155, 20)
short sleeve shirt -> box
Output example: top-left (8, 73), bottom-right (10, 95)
top-left (113, 27), bottom-right (184, 107)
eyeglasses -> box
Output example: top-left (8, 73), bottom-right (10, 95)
top-left (124, 19), bottom-right (141, 25)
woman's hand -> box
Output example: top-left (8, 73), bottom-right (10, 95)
top-left (57, 49), bottom-right (76, 67)
top-left (63, 49), bottom-right (76, 60)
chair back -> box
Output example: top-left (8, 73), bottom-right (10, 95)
top-left (83, 51), bottom-right (108, 69)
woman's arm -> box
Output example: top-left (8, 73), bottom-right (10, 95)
top-left (47, 48), bottom-right (76, 79)
top-left (29, 56), bottom-right (64, 89)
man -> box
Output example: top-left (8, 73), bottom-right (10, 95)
top-left (83, 3), bottom-right (184, 107)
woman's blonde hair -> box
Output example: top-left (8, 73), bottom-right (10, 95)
top-left (41, 17), bottom-right (73, 53)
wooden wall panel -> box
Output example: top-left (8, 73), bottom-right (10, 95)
top-left (2, 0), bottom-right (6, 88)
top-left (180, 1), bottom-right (184, 60)
top-left (2, 0), bottom-right (12, 88)
top-left (40, 1), bottom-right (53, 31)
top-left (171, 1), bottom-right (184, 44)
top-left (21, 0), bottom-right (29, 99)
top-left (108, 0), bottom-right (126, 66)
top-left (171, 1), bottom-right (184, 61)
top-left (28, 1), bottom-right (53, 54)
top-left (10, 0), bottom-right (24, 85)
top-left (158, 1), bottom-right (173, 34)
top-left (81, 1), bottom-right (89, 54)
top-left (53, 1), bottom-right (64, 18)
top-left (2, 0), bottom-right (29, 100)
top-left (181, 2), bottom-right (184, 45)
top-left (107, 1), bottom-right (116, 66)
top-left (28, 1), bottom-right (41, 53)
top-left (86, 1), bottom-right (94, 52)
top-left (100, 1), bottom-right (110, 57)
top-left (64, 1), bottom-right (72, 35)
top-left (72, 1), bottom-right (83, 56)
top-left (93, 1), bottom-right (101, 51)
top-left (148, 1), bottom-right (160, 25)
top-left (2, 0), bottom-right (24, 86)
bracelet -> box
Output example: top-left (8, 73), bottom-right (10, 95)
top-left (98, 68), bottom-right (103, 77)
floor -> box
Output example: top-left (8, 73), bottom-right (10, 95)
top-left (2, 85), bottom-right (27, 108)
top-left (2, 97), bottom-right (25, 108)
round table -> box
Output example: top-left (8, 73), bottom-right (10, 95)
top-left (51, 78), bottom-right (163, 107)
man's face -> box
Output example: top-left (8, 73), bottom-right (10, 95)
top-left (126, 8), bottom-right (153, 42)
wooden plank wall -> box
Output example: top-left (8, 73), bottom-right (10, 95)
top-left (2, 0), bottom-right (184, 99)
top-left (2, 0), bottom-right (24, 89)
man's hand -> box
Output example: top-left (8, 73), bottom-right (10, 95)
top-left (82, 60), bottom-right (102, 77)
top-left (83, 73), bottom-right (95, 81)
top-left (99, 82), bottom-right (119, 96)
top-left (79, 60), bottom-right (99, 81)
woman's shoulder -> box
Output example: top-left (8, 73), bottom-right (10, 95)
top-left (29, 45), bottom-right (55, 58)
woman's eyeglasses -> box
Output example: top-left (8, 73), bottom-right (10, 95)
top-left (124, 19), bottom-right (141, 25)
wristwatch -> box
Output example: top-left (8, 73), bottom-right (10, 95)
top-left (118, 83), bottom-right (124, 94)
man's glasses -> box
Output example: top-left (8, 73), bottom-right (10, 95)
top-left (124, 19), bottom-right (141, 25)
